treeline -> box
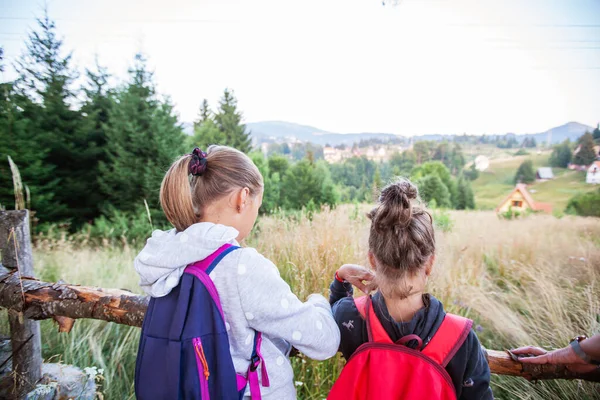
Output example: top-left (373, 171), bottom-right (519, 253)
top-left (0, 13), bottom-right (341, 231)
top-left (0, 14), bottom-right (247, 229)
top-left (1, 13), bottom-right (475, 235)
top-left (548, 130), bottom-right (600, 169)
top-left (327, 147), bottom-right (476, 210)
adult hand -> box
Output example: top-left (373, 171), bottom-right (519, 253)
top-left (511, 345), bottom-right (599, 374)
top-left (337, 264), bottom-right (377, 294)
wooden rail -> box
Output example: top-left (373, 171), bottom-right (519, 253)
top-left (0, 267), bottom-right (599, 383)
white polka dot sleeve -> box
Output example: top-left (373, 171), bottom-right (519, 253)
top-left (235, 248), bottom-right (341, 361)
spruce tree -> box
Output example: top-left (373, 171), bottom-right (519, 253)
top-left (415, 175), bottom-right (451, 208)
top-left (514, 160), bottom-right (535, 184)
top-left (76, 60), bottom-right (114, 221)
top-left (14, 12), bottom-right (87, 224)
top-left (456, 175), bottom-right (475, 210)
top-left (190, 99), bottom-right (225, 149)
top-left (573, 132), bottom-right (597, 166)
top-left (214, 89), bottom-right (252, 153)
top-left (99, 54), bottom-right (186, 212)
top-left (549, 140), bottom-right (572, 168)
top-left (372, 167), bottom-right (383, 201)
top-left (267, 154), bottom-right (289, 178)
top-left (0, 70), bottom-right (58, 216)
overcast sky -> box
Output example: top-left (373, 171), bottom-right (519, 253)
top-left (1, 0), bottom-right (599, 135)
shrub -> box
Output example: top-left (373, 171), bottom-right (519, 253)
top-left (565, 189), bottom-right (600, 217)
top-left (432, 209), bottom-right (454, 232)
top-left (514, 149), bottom-right (529, 156)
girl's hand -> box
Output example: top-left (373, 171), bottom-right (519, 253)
top-left (337, 264), bottom-right (377, 294)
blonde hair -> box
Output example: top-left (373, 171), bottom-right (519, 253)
top-left (160, 145), bottom-right (263, 232)
top-left (367, 178), bottom-right (435, 299)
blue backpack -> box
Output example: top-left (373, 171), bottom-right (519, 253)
top-left (135, 244), bottom-right (270, 399)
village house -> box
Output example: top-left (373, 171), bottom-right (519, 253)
top-left (536, 167), bottom-right (554, 181)
top-left (496, 184), bottom-right (553, 214)
top-left (587, 161), bottom-right (600, 184)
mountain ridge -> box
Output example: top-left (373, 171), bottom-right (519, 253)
top-left (244, 120), bottom-right (595, 146)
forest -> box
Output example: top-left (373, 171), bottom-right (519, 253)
top-left (1, 13), bottom-right (477, 239)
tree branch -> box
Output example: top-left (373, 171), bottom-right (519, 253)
top-left (0, 266), bottom-right (148, 328)
top-left (0, 266), bottom-right (598, 382)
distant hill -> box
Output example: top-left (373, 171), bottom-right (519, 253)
top-left (523, 121), bottom-right (594, 144)
top-left (245, 121), bottom-right (400, 146)
top-left (184, 120), bottom-right (594, 146)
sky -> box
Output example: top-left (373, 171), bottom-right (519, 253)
top-left (1, 0), bottom-right (599, 136)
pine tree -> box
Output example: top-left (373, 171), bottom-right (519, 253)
top-left (14, 12), bottom-right (88, 224)
top-left (448, 144), bottom-right (466, 174)
top-left (411, 161), bottom-right (457, 206)
top-left (281, 159), bottom-right (338, 210)
top-left (415, 175), bottom-right (451, 208)
top-left (190, 99), bottom-right (225, 149)
top-left (593, 124), bottom-right (600, 142)
top-left (372, 167), bottom-right (383, 201)
top-left (76, 60), bottom-right (114, 221)
top-left (456, 175), bottom-right (475, 210)
top-left (573, 132), bottom-right (597, 166)
top-left (549, 140), bottom-right (572, 168)
top-left (0, 72), bottom-right (58, 216)
top-left (99, 54), bottom-right (186, 212)
top-left (514, 160), bottom-right (535, 184)
top-left (198, 99), bottom-right (211, 125)
top-left (214, 89), bottom-right (252, 153)
top-left (267, 154), bottom-right (289, 178)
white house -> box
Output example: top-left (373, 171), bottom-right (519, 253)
top-left (587, 161), bottom-right (600, 184)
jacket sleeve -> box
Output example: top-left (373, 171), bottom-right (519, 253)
top-left (332, 296), bottom-right (368, 360)
top-left (329, 275), bottom-right (354, 306)
top-left (453, 331), bottom-right (494, 400)
top-left (235, 248), bottom-right (340, 361)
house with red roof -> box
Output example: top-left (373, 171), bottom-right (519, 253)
top-left (496, 184), bottom-right (553, 214)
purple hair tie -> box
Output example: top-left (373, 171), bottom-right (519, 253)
top-left (189, 147), bottom-right (208, 176)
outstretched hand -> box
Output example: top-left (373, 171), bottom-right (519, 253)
top-left (510, 345), bottom-right (598, 373)
top-left (336, 264), bottom-right (377, 294)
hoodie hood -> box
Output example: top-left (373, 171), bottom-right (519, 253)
top-left (372, 291), bottom-right (445, 345)
top-left (134, 222), bottom-right (239, 297)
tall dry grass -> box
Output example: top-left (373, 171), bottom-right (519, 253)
top-left (1, 206), bottom-right (599, 399)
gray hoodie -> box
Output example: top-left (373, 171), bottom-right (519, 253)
top-left (134, 222), bottom-right (340, 399)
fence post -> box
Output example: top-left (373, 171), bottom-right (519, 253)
top-left (0, 210), bottom-right (42, 398)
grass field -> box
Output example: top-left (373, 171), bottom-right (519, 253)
top-left (471, 152), bottom-right (597, 212)
top-left (2, 206), bottom-right (599, 399)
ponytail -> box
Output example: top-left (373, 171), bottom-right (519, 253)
top-left (160, 146), bottom-right (263, 232)
top-left (160, 155), bottom-right (197, 232)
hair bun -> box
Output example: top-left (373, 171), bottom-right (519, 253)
top-left (370, 178), bottom-right (419, 232)
top-left (379, 179), bottom-right (418, 206)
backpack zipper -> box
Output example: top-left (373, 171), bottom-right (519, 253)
top-left (193, 337), bottom-right (210, 399)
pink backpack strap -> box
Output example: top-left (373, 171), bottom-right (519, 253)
top-left (354, 296), bottom-right (393, 344)
top-left (422, 313), bottom-right (473, 367)
top-left (187, 245), bottom-right (270, 399)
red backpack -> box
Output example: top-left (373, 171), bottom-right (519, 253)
top-left (328, 296), bottom-right (472, 400)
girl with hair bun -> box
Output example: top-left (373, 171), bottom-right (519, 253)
top-left (329, 178), bottom-right (492, 400)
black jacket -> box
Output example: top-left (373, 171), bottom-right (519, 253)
top-left (330, 279), bottom-right (493, 400)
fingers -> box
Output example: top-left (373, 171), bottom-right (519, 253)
top-left (517, 354), bottom-right (549, 364)
top-left (511, 346), bottom-right (548, 356)
top-left (346, 276), bottom-right (368, 293)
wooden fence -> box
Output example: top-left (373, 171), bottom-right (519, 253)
top-left (0, 210), bottom-right (598, 397)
